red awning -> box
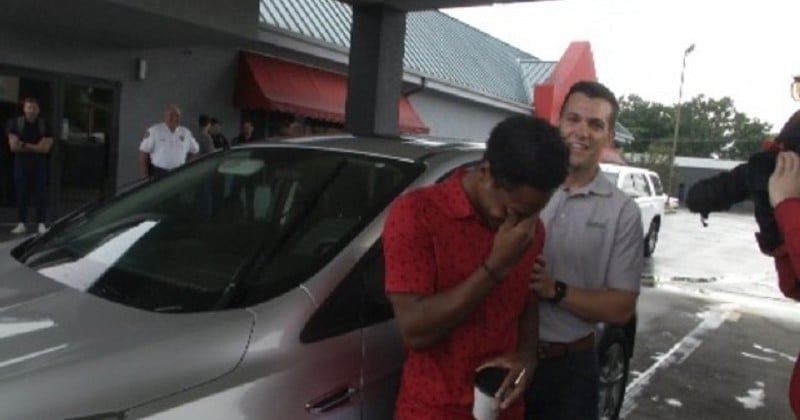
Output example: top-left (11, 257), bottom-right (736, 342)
top-left (234, 52), bottom-right (429, 134)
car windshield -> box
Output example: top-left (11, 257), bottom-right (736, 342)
top-left (17, 147), bottom-right (424, 313)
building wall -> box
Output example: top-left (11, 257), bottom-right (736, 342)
top-left (409, 90), bottom-right (520, 142)
top-left (0, 28), bottom-right (242, 187)
top-left (104, 0), bottom-right (259, 38)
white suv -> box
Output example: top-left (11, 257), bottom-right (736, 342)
top-left (600, 164), bottom-right (667, 257)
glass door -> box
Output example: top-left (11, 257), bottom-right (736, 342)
top-left (56, 83), bottom-right (114, 217)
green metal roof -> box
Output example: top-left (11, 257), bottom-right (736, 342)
top-left (519, 59), bottom-right (557, 103)
top-left (259, 0), bottom-right (543, 104)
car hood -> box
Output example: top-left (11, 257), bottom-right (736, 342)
top-left (0, 245), bottom-right (254, 420)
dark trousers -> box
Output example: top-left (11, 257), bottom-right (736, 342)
top-left (14, 162), bottom-right (47, 223)
top-left (525, 349), bottom-right (599, 420)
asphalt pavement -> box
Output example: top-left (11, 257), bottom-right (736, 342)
top-left (624, 209), bottom-right (799, 419)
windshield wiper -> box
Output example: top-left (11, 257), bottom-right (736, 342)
top-left (211, 158), bottom-right (350, 309)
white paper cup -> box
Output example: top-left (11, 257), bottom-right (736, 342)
top-left (472, 367), bottom-right (507, 420)
top-left (473, 385), bottom-right (498, 420)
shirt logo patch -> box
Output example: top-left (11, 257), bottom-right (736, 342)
top-left (179, 135), bottom-right (185, 142)
top-left (586, 220), bottom-right (607, 229)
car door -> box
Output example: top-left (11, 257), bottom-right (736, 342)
top-left (631, 172), bottom-right (658, 232)
top-left (301, 242), bottom-right (402, 420)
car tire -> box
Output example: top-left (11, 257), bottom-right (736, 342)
top-left (643, 219), bottom-right (659, 258)
top-left (597, 327), bottom-right (630, 420)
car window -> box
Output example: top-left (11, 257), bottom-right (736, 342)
top-left (300, 243), bottom-right (392, 343)
top-left (649, 174), bottom-right (664, 196)
top-left (633, 173), bottom-right (652, 197)
top-left (18, 148), bottom-right (424, 313)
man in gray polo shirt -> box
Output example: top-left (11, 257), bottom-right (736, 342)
top-left (524, 81), bottom-right (644, 420)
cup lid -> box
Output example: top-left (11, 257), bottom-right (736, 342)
top-left (475, 366), bottom-right (508, 395)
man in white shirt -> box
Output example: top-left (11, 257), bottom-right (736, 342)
top-left (139, 104), bottom-right (199, 179)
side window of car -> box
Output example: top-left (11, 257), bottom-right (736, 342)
top-left (649, 174), bottom-right (665, 196)
top-left (300, 243), bottom-right (393, 343)
top-left (634, 173), bottom-right (652, 197)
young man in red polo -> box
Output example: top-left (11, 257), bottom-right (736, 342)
top-left (383, 115), bottom-right (570, 419)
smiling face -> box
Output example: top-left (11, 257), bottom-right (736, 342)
top-left (559, 92), bottom-right (616, 173)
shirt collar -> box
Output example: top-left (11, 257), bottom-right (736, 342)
top-left (437, 168), bottom-right (477, 220)
top-left (563, 168), bottom-right (613, 197)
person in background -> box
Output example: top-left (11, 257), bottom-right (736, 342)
top-left (6, 97), bottom-right (52, 235)
top-left (525, 81), bottom-right (644, 420)
top-left (139, 104), bottom-right (198, 179)
top-left (231, 119), bottom-right (255, 146)
top-left (384, 115), bottom-right (570, 419)
top-left (196, 114), bottom-right (215, 155)
top-left (210, 117), bottom-right (230, 150)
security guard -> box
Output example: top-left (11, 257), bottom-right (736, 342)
top-left (139, 104), bottom-right (199, 179)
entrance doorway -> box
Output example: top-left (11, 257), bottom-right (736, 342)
top-left (0, 69), bottom-right (118, 225)
top-left (58, 83), bottom-right (115, 216)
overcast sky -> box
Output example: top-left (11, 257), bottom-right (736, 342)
top-left (443, 0), bottom-right (800, 131)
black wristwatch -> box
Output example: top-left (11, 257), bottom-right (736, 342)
top-left (548, 280), bottom-right (568, 304)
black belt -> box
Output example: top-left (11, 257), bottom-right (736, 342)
top-left (537, 334), bottom-right (595, 359)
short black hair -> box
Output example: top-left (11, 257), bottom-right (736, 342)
top-left (199, 114), bottom-right (210, 127)
top-left (560, 81), bottom-right (619, 128)
top-left (484, 115), bottom-right (569, 192)
top-left (210, 117), bottom-right (221, 125)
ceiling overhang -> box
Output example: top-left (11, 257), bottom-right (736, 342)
top-left (338, 0), bottom-right (546, 11)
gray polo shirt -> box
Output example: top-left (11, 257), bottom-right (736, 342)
top-left (538, 169), bottom-right (644, 343)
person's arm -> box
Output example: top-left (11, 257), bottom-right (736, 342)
top-left (774, 199), bottom-right (800, 300)
top-left (139, 152), bottom-right (150, 179)
top-left (531, 200), bottom-right (643, 325)
top-left (138, 129), bottom-right (155, 178)
top-left (386, 195), bottom-right (539, 350)
top-left (768, 152), bottom-right (800, 300)
top-left (24, 136), bottom-right (53, 154)
top-left (389, 268), bottom-right (499, 350)
top-left (186, 131), bottom-right (200, 161)
top-left (8, 132), bottom-right (22, 152)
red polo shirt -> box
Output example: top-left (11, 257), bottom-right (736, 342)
top-left (384, 169), bottom-right (544, 420)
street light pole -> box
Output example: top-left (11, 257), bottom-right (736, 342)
top-left (667, 43), bottom-right (695, 203)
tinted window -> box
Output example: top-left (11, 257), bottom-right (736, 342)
top-left (18, 148), bottom-right (424, 313)
top-left (300, 243), bottom-right (392, 343)
top-left (649, 174), bottom-right (664, 195)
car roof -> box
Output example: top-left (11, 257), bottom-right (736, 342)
top-left (600, 163), bottom-right (658, 177)
top-left (237, 134), bottom-right (485, 162)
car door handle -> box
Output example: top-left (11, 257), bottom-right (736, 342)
top-left (306, 385), bottom-right (359, 414)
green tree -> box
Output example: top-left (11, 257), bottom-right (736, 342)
top-left (618, 94), bottom-right (772, 161)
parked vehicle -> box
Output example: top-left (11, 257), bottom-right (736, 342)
top-left (600, 164), bottom-right (667, 257)
top-left (0, 136), bottom-right (634, 419)
top-left (595, 164), bottom-right (663, 419)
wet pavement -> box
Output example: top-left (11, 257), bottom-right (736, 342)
top-left (624, 209), bottom-right (798, 419)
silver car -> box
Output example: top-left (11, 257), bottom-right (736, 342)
top-left (0, 135), bottom-right (633, 419)
top-left (0, 136), bottom-right (482, 419)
